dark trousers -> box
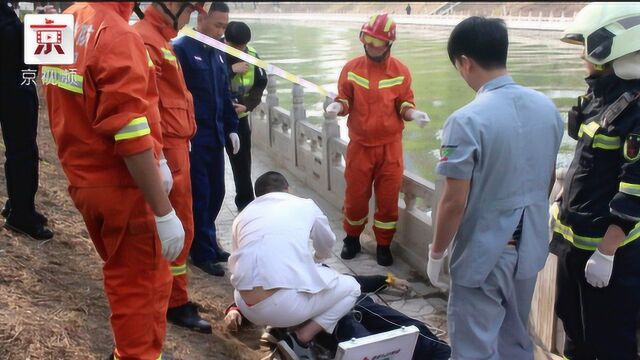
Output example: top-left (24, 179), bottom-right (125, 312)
top-left (552, 235), bottom-right (640, 360)
top-left (0, 88), bottom-right (40, 224)
top-left (189, 144), bottom-right (225, 264)
top-left (224, 116), bottom-right (254, 211)
top-left (333, 295), bottom-right (451, 360)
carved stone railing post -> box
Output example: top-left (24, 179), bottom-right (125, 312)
top-left (291, 84), bottom-right (306, 168)
top-left (322, 96), bottom-right (340, 192)
top-left (266, 74), bottom-right (279, 147)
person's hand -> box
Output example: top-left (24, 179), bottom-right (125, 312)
top-left (585, 249), bottom-right (614, 288)
top-left (154, 209), bottom-right (185, 261)
top-left (232, 62), bottom-right (249, 74)
top-left (410, 110), bottom-right (430, 128)
top-left (325, 102), bottom-right (343, 116)
top-left (233, 103), bottom-right (247, 115)
top-left (158, 158), bottom-right (173, 194)
top-left (229, 133), bottom-right (241, 154)
top-left (390, 276), bottom-right (410, 292)
top-left (224, 309), bottom-right (243, 332)
top-left (426, 244), bottom-right (449, 290)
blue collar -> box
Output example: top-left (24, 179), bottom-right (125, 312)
top-left (477, 75), bottom-right (514, 94)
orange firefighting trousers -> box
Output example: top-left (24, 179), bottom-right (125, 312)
top-left (343, 140), bottom-right (403, 246)
top-left (69, 186), bottom-right (171, 360)
top-left (165, 143), bottom-right (194, 308)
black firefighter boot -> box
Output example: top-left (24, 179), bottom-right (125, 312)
top-left (167, 302), bottom-right (212, 334)
top-left (340, 235), bottom-right (361, 259)
top-left (376, 245), bottom-right (393, 266)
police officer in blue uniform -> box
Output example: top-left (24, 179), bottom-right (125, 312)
top-left (174, 2), bottom-right (239, 277)
top-left (0, 3), bottom-right (53, 240)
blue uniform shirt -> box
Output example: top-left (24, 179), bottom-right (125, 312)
top-left (173, 34), bottom-right (239, 148)
top-left (436, 75), bottom-right (564, 287)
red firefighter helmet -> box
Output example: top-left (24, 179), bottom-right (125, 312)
top-left (360, 13), bottom-right (396, 44)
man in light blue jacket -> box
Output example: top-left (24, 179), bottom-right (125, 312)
top-left (427, 17), bottom-right (564, 359)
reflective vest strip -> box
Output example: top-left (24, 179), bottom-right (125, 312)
top-left (551, 202), bottom-right (640, 250)
top-left (345, 215), bottom-right (368, 226)
top-left (577, 121), bottom-right (599, 138)
top-left (171, 264), bottom-right (187, 276)
top-left (620, 182), bottom-right (640, 197)
top-left (114, 117), bottom-right (151, 141)
top-left (146, 49), bottom-right (154, 67)
top-left (592, 134), bottom-right (621, 150)
top-left (378, 76), bottom-right (404, 89)
top-left (41, 66), bottom-right (83, 94)
top-left (161, 47), bottom-right (177, 62)
top-left (347, 71), bottom-right (369, 89)
top-left (374, 219), bottom-right (397, 230)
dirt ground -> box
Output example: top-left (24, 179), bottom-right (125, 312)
top-left (0, 99), bottom-right (270, 360)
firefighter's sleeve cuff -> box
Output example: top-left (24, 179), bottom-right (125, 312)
top-left (609, 191), bottom-right (640, 235)
top-left (113, 116), bottom-right (155, 156)
top-left (335, 97), bottom-right (350, 116)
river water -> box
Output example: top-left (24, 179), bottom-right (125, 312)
top-left (220, 19), bottom-right (584, 180)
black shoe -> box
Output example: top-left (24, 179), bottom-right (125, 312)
top-left (1, 201), bottom-right (48, 226)
top-left (167, 302), bottom-right (212, 334)
top-left (217, 250), bottom-right (230, 263)
top-left (376, 245), bottom-right (393, 266)
top-left (193, 260), bottom-right (225, 277)
top-left (277, 332), bottom-right (316, 360)
top-left (340, 235), bottom-right (361, 260)
top-left (4, 220), bottom-right (54, 240)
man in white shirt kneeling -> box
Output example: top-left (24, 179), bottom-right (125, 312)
top-left (229, 171), bottom-right (361, 359)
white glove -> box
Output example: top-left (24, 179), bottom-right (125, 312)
top-left (585, 249), bottom-right (614, 288)
top-left (229, 133), bottom-right (240, 155)
top-left (411, 110), bottom-right (430, 128)
top-left (158, 159), bottom-right (173, 194)
top-left (325, 102), bottom-right (343, 116)
top-left (154, 209), bottom-right (185, 262)
top-left (426, 244), bottom-right (449, 290)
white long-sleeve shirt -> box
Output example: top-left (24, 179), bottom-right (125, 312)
top-left (229, 192), bottom-right (338, 293)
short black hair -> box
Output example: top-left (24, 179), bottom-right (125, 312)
top-left (255, 171), bottom-right (289, 197)
top-left (209, 2), bottom-right (229, 14)
top-left (225, 21), bottom-right (251, 45)
top-left (447, 16), bottom-right (508, 70)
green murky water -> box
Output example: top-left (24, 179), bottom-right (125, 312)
top-left (212, 19), bottom-right (585, 180)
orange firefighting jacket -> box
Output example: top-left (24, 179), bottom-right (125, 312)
top-left (42, 2), bottom-right (163, 187)
top-left (335, 54), bottom-right (416, 146)
top-left (133, 5), bottom-right (196, 149)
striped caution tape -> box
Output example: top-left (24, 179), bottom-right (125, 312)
top-left (179, 27), bottom-right (337, 99)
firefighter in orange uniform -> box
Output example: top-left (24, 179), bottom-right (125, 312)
top-left (42, 3), bottom-right (184, 359)
top-left (325, 13), bottom-right (430, 266)
top-left (133, 2), bottom-right (212, 334)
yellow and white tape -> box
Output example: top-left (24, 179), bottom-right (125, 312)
top-left (179, 27), bottom-right (337, 99)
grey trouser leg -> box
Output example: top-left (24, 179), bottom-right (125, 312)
top-left (448, 247), bottom-right (537, 360)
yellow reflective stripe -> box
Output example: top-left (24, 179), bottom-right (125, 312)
top-left (161, 47), bottom-right (177, 62)
top-left (592, 134), bottom-right (621, 150)
top-left (346, 216), bottom-right (368, 226)
top-left (41, 66), bottom-right (83, 94)
top-left (171, 264), bottom-right (187, 276)
top-left (577, 121), bottom-right (599, 138)
top-left (551, 202), bottom-right (640, 250)
top-left (620, 182), bottom-right (640, 197)
top-left (400, 101), bottom-right (414, 110)
top-left (146, 49), bottom-right (154, 67)
top-left (114, 117), bottom-right (151, 141)
top-left (378, 76), bottom-right (404, 89)
top-left (369, 14), bottom-right (378, 26)
top-left (347, 71), bottom-right (369, 89)
top-left (384, 17), bottom-right (394, 32)
top-left (374, 219), bottom-right (397, 230)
